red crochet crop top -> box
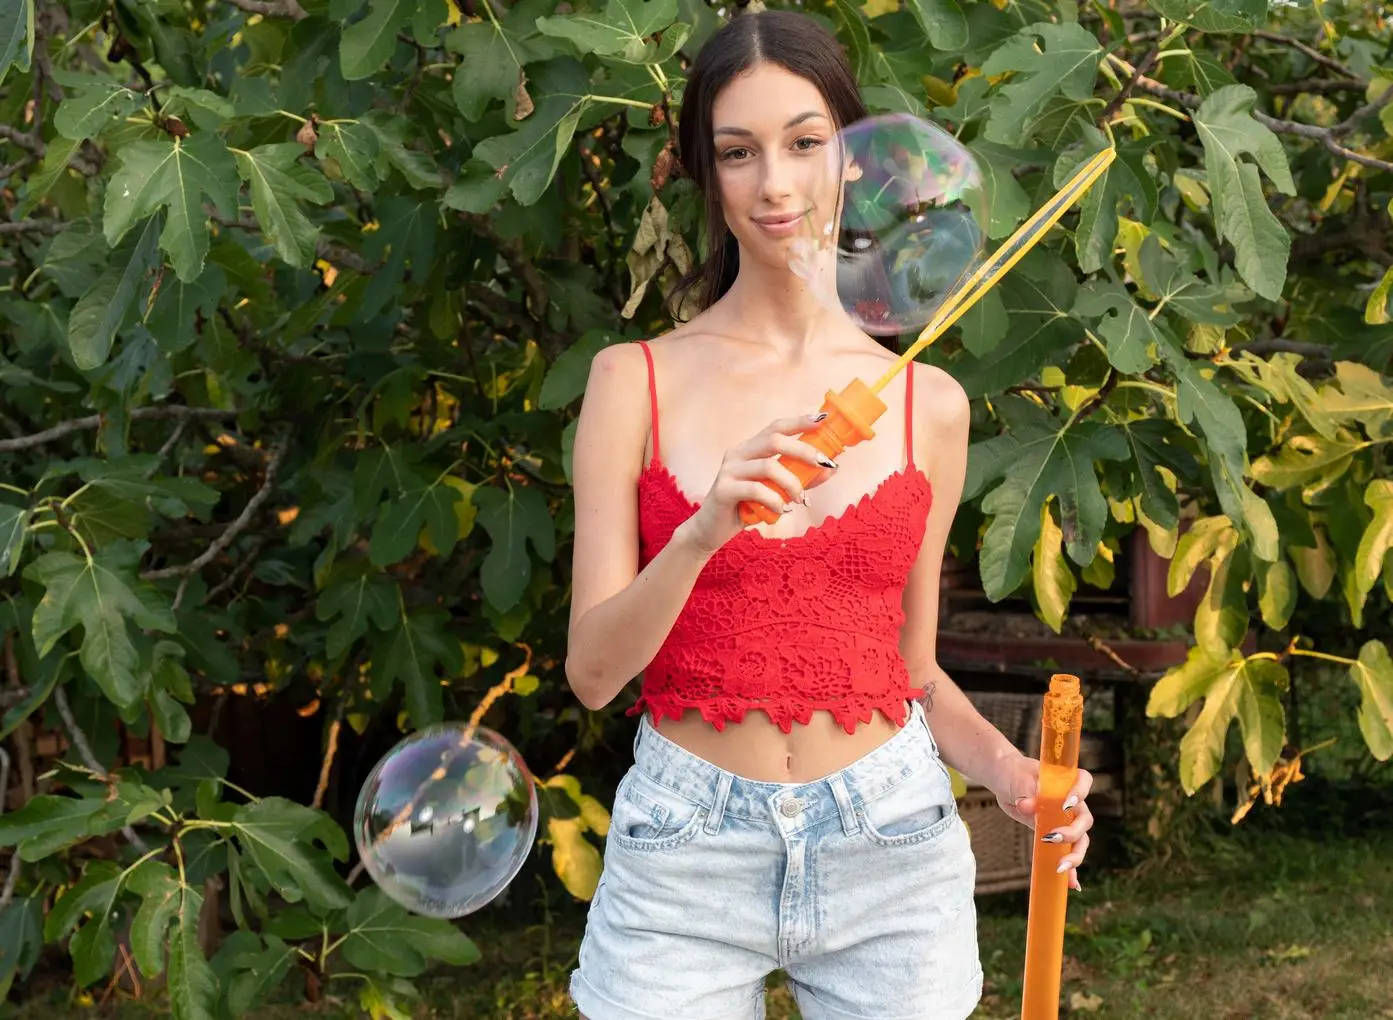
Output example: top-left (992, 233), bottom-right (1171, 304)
top-left (627, 341), bottom-right (934, 734)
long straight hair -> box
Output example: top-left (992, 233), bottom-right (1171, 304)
top-left (669, 10), bottom-right (869, 319)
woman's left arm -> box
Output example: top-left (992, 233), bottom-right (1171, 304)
top-left (899, 367), bottom-right (1093, 889)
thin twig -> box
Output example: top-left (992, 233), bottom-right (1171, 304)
top-left (0, 220), bottom-right (65, 236)
top-left (53, 686), bottom-right (152, 853)
top-left (1267, 78), bottom-right (1365, 96)
top-left (1099, 44), bottom-right (1161, 125)
top-left (142, 438), bottom-right (290, 610)
top-left (0, 406), bottom-right (236, 454)
top-left (144, 420), bottom-right (189, 479)
top-left (311, 700), bottom-right (346, 812)
top-left (1252, 29), bottom-right (1356, 79)
top-left (202, 533), bottom-right (270, 605)
top-left (1229, 338), bottom-right (1331, 359)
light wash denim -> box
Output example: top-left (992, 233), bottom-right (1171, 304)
top-left (569, 699), bottom-right (983, 1019)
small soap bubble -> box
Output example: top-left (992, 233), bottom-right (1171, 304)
top-left (353, 723), bottom-right (538, 919)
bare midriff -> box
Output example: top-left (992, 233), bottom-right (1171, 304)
top-left (654, 706), bottom-right (907, 783)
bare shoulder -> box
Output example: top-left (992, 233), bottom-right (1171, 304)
top-left (912, 362), bottom-right (970, 436)
top-left (578, 341), bottom-right (653, 469)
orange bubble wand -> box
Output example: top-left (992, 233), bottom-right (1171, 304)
top-left (737, 144), bottom-right (1116, 525)
top-left (1021, 673), bottom-right (1085, 1020)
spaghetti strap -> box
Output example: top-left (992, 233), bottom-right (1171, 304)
top-left (904, 362), bottom-right (915, 470)
top-left (637, 340), bottom-right (661, 464)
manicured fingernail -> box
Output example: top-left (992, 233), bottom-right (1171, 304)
top-left (801, 494), bottom-right (811, 506)
top-left (783, 503), bottom-right (795, 514)
top-left (1063, 795), bottom-right (1078, 812)
top-left (1056, 859), bottom-right (1073, 873)
top-left (1041, 832), bottom-right (1065, 844)
top-left (817, 454), bottom-right (837, 469)
top-left (810, 412), bottom-right (828, 422)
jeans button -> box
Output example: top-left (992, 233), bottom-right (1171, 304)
top-left (780, 798), bottom-right (802, 818)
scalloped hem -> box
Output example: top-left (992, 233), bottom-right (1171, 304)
top-left (625, 689), bottom-right (926, 735)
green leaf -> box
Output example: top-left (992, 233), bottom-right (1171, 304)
top-left (0, 894), bottom-right (43, 997)
top-left (339, 887), bottom-right (482, 977)
top-left (539, 328), bottom-right (622, 409)
top-left (1118, 418), bottom-right (1198, 531)
top-left (474, 58), bottom-right (591, 206)
top-left (1159, 49), bottom-right (1238, 96)
top-left (231, 798), bottom-right (353, 912)
top-left (1195, 542), bottom-right (1248, 657)
top-left (1350, 640), bottom-right (1393, 761)
top-left (1257, 558), bottom-right (1297, 630)
top-left (370, 479), bottom-right (463, 566)
top-left (129, 863), bottom-right (181, 978)
top-left (445, 1), bottom-right (553, 121)
top-left (1072, 281), bottom-right (1162, 373)
top-left (168, 885), bottom-right (219, 1020)
top-left (24, 543), bottom-right (177, 709)
top-left (472, 484), bottom-right (556, 611)
top-left (1193, 86), bottom-right (1295, 300)
top-left (226, 936), bottom-right (298, 1013)
top-left (52, 74), bottom-right (143, 140)
top-left (1137, 232), bottom-right (1247, 326)
top-left (1147, 0), bottom-right (1267, 33)
top-left (973, 407), bottom-right (1129, 601)
top-left (1290, 522), bottom-right (1337, 600)
top-left (953, 251), bottom-right (1081, 396)
top-left (46, 861), bottom-right (123, 987)
top-left (906, 0), bottom-right (967, 51)
top-left (372, 609), bottom-right (463, 727)
top-left (104, 134), bottom-right (239, 283)
top-left (1367, 266), bottom-right (1393, 326)
top-left (1157, 338), bottom-right (1248, 525)
top-left (1251, 433), bottom-right (1363, 502)
top-left (1147, 644), bottom-right (1228, 718)
top-left (1031, 500), bottom-right (1075, 633)
top-left (315, 120), bottom-right (382, 190)
top-left (340, 0), bottom-right (414, 80)
top-left (535, 0), bottom-right (677, 63)
top-left (316, 577), bottom-right (400, 659)
top-left (1324, 361), bottom-right (1393, 438)
top-left (234, 144), bottom-right (332, 268)
top-left (1055, 134), bottom-right (1160, 274)
top-left (0, 503), bottom-right (27, 576)
top-left (1225, 352), bottom-right (1338, 440)
top-left (1177, 654), bottom-right (1287, 794)
top-left (1167, 514), bottom-right (1235, 596)
top-left (981, 23), bottom-right (1102, 145)
top-left (67, 216), bottom-right (162, 372)
top-left (0, 794), bottom-right (105, 860)
top-left (1355, 480), bottom-right (1393, 597)
top-left (965, 140), bottom-right (1036, 239)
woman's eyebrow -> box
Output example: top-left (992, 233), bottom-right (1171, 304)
top-left (713, 110), bottom-right (828, 137)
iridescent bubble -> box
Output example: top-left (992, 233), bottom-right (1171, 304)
top-left (789, 113), bottom-right (989, 336)
top-left (353, 724), bottom-right (538, 918)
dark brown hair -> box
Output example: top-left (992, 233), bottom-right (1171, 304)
top-left (670, 9), bottom-right (869, 319)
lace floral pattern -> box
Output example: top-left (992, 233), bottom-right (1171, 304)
top-left (627, 458), bottom-right (934, 734)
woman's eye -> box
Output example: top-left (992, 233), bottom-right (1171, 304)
top-left (719, 147), bottom-right (751, 161)
top-left (794, 136), bottom-right (824, 152)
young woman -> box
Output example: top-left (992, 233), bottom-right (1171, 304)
top-left (565, 10), bottom-right (1094, 1019)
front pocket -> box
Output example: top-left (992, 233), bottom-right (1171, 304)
top-left (857, 767), bottom-right (959, 849)
top-left (607, 771), bottom-right (706, 853)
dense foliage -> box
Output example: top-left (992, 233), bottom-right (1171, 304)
top-left (0, 0), bottom-right (1391, 1014)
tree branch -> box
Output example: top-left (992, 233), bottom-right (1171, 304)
top-left (1229, 339), bottom-right (1332, 359)
top-left (1121, 64), bottom-right (1393, 175)
top-left (141, 437), bottom-right (289, 610)
top-left (1252, 29), bottom-right (1356, 80)
top-left (0, 406), bottom-right (236, 454)
top-left (0, 220), bottom-right (65, 236)
top-left (53, 686), bottom-right (153, 854)
top-left (222, 0), bottom-right (307, 19)
top-left (0, 125), bottom-right (44, 154)
top-left (1267, 78), bottom-right (1365, 96)
top-left (1099, 44), bottom-right (1161, 125)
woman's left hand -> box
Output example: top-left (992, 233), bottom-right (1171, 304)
top-left (988, 755), bottom-right (1094, 892)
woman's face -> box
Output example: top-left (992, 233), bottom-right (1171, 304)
top-left (709, 62), bottom-right (841, 271)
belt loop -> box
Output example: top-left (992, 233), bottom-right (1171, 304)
top-left (915, 699), bottom-right (940, 755)
top-left (704, 770), bottom-right (733, 835)
top-left (632, 719), bottom-right (645, 760)
top-left (827, 773), bottom-right (860, 837)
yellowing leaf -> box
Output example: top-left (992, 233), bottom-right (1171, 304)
top-left (548, 816), bottom-right (603, 900)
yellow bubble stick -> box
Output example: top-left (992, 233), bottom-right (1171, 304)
top-left (738, 145), bottom-right (1117, 526)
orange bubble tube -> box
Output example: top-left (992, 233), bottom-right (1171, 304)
top-left (1021, 674), bottom-right (1085, 1020)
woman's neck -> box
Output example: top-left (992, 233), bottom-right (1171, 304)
top-left (716, 264), bottom-right (850, 363)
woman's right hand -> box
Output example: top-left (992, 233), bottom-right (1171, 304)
top-left (676, 413), bottom-right (839, 555)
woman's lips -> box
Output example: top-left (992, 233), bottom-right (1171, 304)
top-left (753, 212), bottom-right (806, 238)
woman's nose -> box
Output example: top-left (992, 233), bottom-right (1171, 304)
top-left (758, 152), bottom-right (794, 202)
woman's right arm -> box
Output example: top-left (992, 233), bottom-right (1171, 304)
top-left (565, 344), bottom-right (713, 710)
top-left (565, 343), bottom-right (831, 710)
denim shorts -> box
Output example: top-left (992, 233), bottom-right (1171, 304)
top-left (569, 700), bottom-right (983, 1020)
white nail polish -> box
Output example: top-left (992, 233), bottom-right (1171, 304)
top-left (1056, 860), bottom-right (1072, 874)
top-left (1063, 795), bottom-right (1078, 812)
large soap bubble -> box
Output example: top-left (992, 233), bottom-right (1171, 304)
top-left (788, 113), bottom-right (988, 336)
top-left (353, 723), bottom-right (538, 918)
